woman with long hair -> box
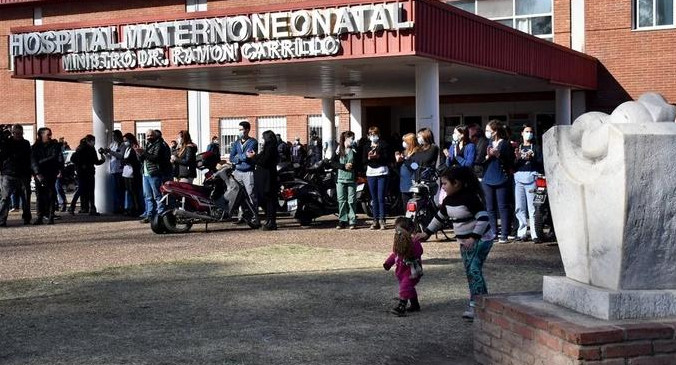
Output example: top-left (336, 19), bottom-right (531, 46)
top-left (331, 130), bottom-right (359, 229)
top-left (395, 133), bottom-right (421, 210)
top-left (121, 133), bottom-right (143, 216)
top-left (444, 125), bottom-right (476, 168)
top-left (363, 126), bottom-right (390, 230)
top-left (481, 120), bottom-right (515, 244)
top-left (252, 130), bottom-right (279, 230)
top-left (172, 130), bottom-right (197, 183)
top-left (513, 125), bottom-right (543, 242)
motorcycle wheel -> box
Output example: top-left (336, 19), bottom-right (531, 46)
top-left (360, 201), bottom-right (373, 217)
top-left (533, 203), bottom-right (554, 242)
top-left (150, 214), bottom-right (167, 234)
top-left (161, 211), bottom-right (193, 234)
top-left (241, 200), bottom-right (261, 229)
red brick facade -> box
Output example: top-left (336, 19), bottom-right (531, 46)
top-left (475, 294), bottom-right (676, 365)
top-left (1, 0), bottom-right (674, 143)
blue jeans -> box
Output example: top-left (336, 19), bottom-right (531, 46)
top-left (514, 171), bottom-right (537, 239)
top-left (482, 181), bottom-right (511, 240)
top-left (142, 175), bottom-right (164, 217)
top-left (367, 175), bottom-right (387, 220)
top-left (55, 177), bottom-right (67, 206)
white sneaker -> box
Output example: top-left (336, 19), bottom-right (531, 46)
top-left (9, 208), bottom-right (18, 213)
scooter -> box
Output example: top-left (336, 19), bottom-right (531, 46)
top-left (278, 159), bottom-right (338, 226)
top-left (150, 160), bottom-right (259, 234)
top-left (532, 174), bottom-right (556, 242)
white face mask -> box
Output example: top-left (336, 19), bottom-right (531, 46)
top-left (485, 131), bottom-right (493, 140)
top-left (402, 141), bottom-right (408, 149)
top-left (293, 140), bottom-right (299, 146)
top-left (176, 137), bottom-right (183, 146)
top-left (524, 132), bottom-right (534, 141)
top-left (344, 138), bottom-right (354, 148)
top-left (370, 135), bottom-right (379, 143)
top-left (417, 135), bottom-right (425, 145)
top-left (452, 134), bottom-right (460, 142)
top-left (238, 131), bottom-right (245, 139)
top-left (123, 141), bottom-right (130, 146)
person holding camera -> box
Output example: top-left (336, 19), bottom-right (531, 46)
top-left (31, 127), bottom-right (64, 225)
top-left (0, 124), bottom-right (33, 226)
top-left (68, 135), bottom-right (106, 216)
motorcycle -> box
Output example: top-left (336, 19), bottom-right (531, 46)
top-left (278, 159), bottom-right (338, 226)
top-left (150, 158), bottom-right (259, 234)
top-left (532, 174), bottom-right (556, 242)
top-left (404, 165), bottom-right (452, 239)
top-left (355, 168), bottom-right (403, 218)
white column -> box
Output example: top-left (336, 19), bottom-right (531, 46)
top-left (349, 99), bottom-right (363, 139)
top-left (321, 98), bottom-right (336, 159)
top-left (34, 7), bottom-right (45, 129)
top-left (571, 0), bottom-right (585, 52)
top-left (187, 0), bottom-right (209, 183)
top-left (93, 80), bottom-right (114, 214)
top-left (556, 88), bottom-right (572, 125)
top-left (415, 62), bottom-right (440, 139)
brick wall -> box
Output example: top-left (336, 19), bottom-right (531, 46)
top-left (0, 6), bottom-right (34, 126)
top-left (553, 0), bottom-right (676, 112)
top-left (474, 294), bottom-right (676, 365)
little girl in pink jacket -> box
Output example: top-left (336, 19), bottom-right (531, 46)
top-left (383, 217), bottom-right (423, 316)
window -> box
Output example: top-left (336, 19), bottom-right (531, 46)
top-left (634, 0), bottom-right (675, 29)
top-left (257, 116), bottom-right (287, 147)
top-left (113, 122), bottom-right (122, 132)
top-left (445, 0), bottom-right (553, 41)
top-left (307, 114), bottom-right (340, 143)
top-left (135, 120), bottom-right (161, 149)
top-left (219, 117), bottom-right (246, 156)
top-left (22, 124), bottom-right (34, 143)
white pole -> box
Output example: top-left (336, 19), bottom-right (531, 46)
top-left (322, 98), bottom-right (336, 159)
top-left (92, 80), bottom-right (114, 214)
top-left (415, 62), bottom-right (440, 139)
top-left (349, 99), bottom-right (363, 140)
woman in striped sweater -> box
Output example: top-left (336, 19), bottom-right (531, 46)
top-left (415, 166), bottom-right (495, 321)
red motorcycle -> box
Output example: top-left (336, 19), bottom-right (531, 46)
top-left (151, 160), bottom-right (259, 234)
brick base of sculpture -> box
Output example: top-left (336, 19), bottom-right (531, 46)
top-left (474, 293), bottom-right (676, 365)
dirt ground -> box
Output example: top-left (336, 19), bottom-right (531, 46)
top-left (0, 211), bottom-right (564, 364)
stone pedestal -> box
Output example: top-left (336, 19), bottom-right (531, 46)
top-left (474, 293), bottom-right (676, 365)
top-left (543, 276), bottom-right (676, 321)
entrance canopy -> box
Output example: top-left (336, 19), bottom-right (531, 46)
top-left (10, 0), bottom-right (597, 98)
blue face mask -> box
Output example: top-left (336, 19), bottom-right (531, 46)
top-left (238, 131), bottom-right (245, 139)
top-left (524, 132), bottom-right (534, 141)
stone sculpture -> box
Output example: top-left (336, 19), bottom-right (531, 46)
top-left (542, 93), bottom-right (676, 319)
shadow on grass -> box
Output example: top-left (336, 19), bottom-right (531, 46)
top-left (0, 262), bottom-right (478, 365)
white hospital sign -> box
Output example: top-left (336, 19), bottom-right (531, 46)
top-left (10, 3), bottom-right (413, 72)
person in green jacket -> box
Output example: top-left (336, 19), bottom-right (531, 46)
top-left (331, 131), bottom-right (359, 230)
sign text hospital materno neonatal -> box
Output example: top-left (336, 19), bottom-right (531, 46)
top-left (10, 3), bottom-right (413, 72)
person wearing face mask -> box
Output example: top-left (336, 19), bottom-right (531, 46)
top-left (363, 126), bottom-right (390, 230)
top-left (252, 130), bottom-right (279, 230)
top-left (68, 135), bottom-right (105, 216)
top-left (121, 133), bottom-right (142, 216)
top-left (170, 130), bottom-right (198, 183)
top-left (481, 120), bottom-right (515, 243)
top-left (206, 136), bottom-right (221, 161)
top-left (444, 125), bottom-right (476, 168)
top-left (331, 131), bottom-right (359, 229)
top-left (395, 133), bottom-right (421, 210)
top-left (415, 128), bottom-right (440, 176)
top-left (513, 125), bottom-right (543, 243)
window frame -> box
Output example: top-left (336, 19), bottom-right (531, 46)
top-left (633, 0), bottom-right (676, 30)
top-left (219, 117), bottom-right (247, 157)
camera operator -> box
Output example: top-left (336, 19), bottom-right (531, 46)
top-left (69, 135), bottom-right (105, 216)
top-left (31, 127), bottom-right (64, 225)
top-left (0, 124), bottom-right (33, 227)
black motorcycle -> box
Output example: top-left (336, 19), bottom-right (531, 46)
top-left (404, 166), bottom-right (452, 238)
top-left (278, 159), bottom-right (338, 226)
top-left (532, 174), bottom-right (556, 242)
top-left (355, 168), bottom-right (403, 218)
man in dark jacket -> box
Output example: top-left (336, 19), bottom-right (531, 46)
top-left (0, 124), bottom-right (33, 226)
top-left (135, 129), bottom-right (168, 223)
top-left (31, 127), bottom-right (64, 225)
